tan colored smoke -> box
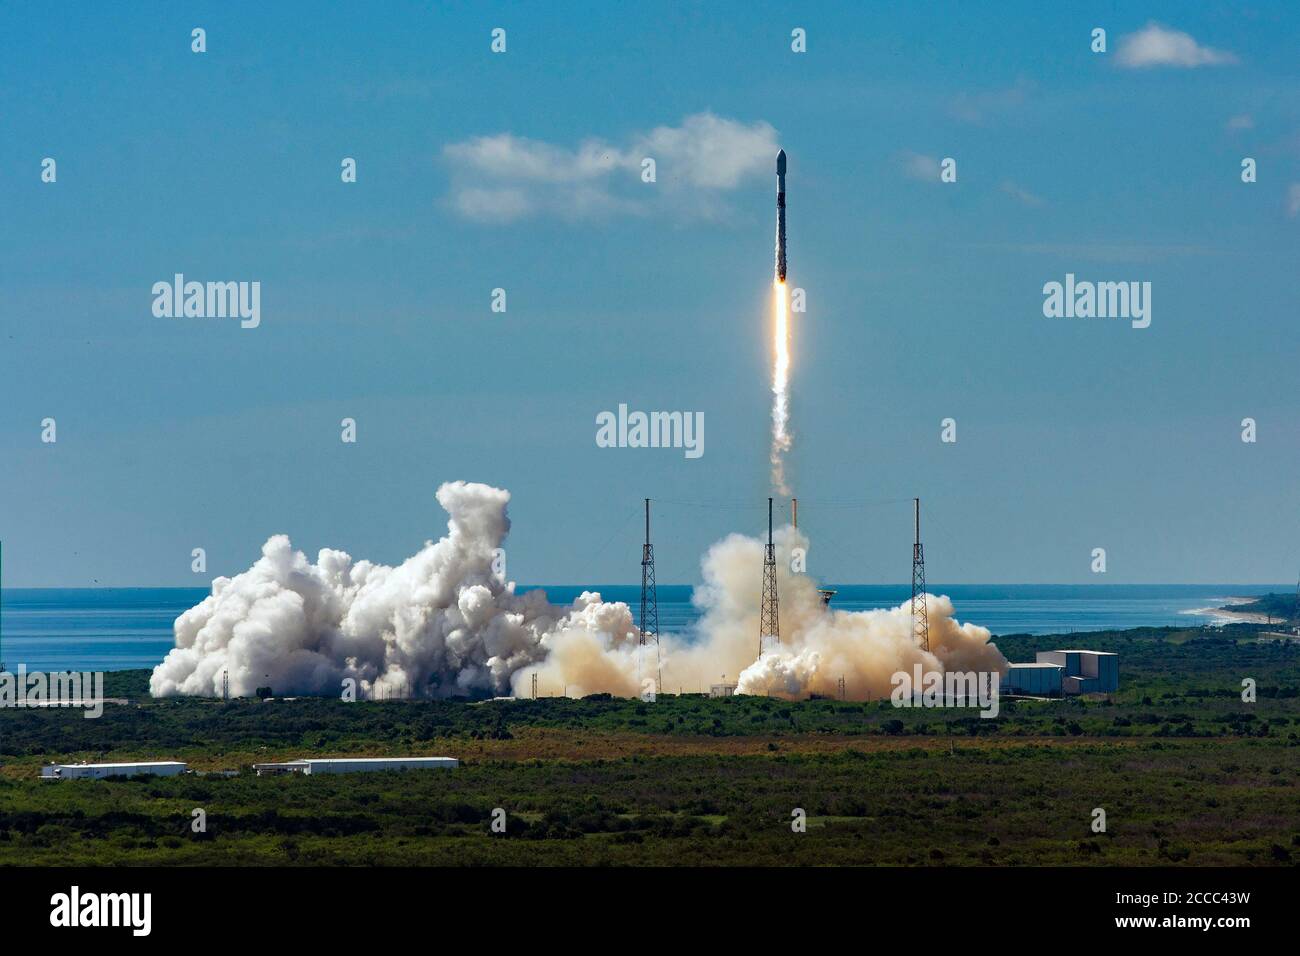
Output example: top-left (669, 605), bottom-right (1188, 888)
top-left (153, 480), bottom-right (1004, 702)
top-left (514, 524), bottom-right (1006, 701)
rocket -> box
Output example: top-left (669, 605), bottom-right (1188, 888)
top-left (775, 149), bottom-right (787, 282)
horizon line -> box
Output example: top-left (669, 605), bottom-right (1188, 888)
top-left (0, 582), bottom-right (1292, 591)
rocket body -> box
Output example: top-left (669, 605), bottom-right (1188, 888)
top-left (775, 149), bottom-right (787, 282)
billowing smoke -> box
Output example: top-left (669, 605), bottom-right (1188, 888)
top-left (577, 525), bottom-right (1006, 700)
top-left (150, 482), bottom-right (629, 699)
top-left (151, 481), bottom-right (1005, 701)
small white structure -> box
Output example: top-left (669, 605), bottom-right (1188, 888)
top-left (252, 761), bottom-right (309, 776)
top-left (1036, 650), bottom-right (1119, 693)
top-left (253, 757), bottom-right (458, 776)
top-left (41, 761), bottom-right (187, 780)
top-left (1003, 662), bottom-right (1065, 696)
top-left (709, 683), bottom-right (736, 698)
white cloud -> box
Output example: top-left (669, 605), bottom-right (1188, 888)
top-left (949, 79), bottom-right (1031, 125)
top-left (634, 113), bottom-right (775, 188)
top-left (1116, 23), bottom-right (1238, 69)
top-left (442, 113), bottom-right (778, 223)
top-left (446, 135), bottom-right (624, 184)
top-left (451, 186), bottom-right (536, 222)
top-left (1000, 180), bottom-right (1045, 208)
top-left (1225, 114), bottom-right (1254, 131)
top-left (1287, 184), bottom-right (1300, 218)
top-left (899, 151), bottom-right (941, 182)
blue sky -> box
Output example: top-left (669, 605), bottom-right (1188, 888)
top-left (1, 1), bottom-right (1297, 587)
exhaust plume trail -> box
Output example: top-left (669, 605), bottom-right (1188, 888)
top-left (770, 148), bottom-right (792, 495)
top-left (770, 279), bottom-right (792, 495)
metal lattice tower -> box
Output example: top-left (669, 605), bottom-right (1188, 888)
top-left (1293, 571), bottom-right (1300, 632)
top-left (911, 498), bottom-right (930, 652)
top-left (222, 669), bottom-right (229, 700)
top-left (639, 498), bottom-right (662, 692)
top-left (759, 497), bottom-right (780, 657)
top-left (531, 672), bottom-right (538, 700)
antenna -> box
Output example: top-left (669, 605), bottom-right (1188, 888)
top-left (639, 498), bottom-right (662, 693)
top-left (759, 497), bottom-right (780, 657)
top-left (1291, 571), bottom-right (1300, 634)
top-left (911, 498), bottom-right (930, 652)
top-left (792, 497), bottom-right (798, 530)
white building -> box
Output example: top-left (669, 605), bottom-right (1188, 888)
top-left (41, 761), bottom-right (187, 780)
top-left (1003, 650), bottom-right (1120, 696)
top-left (253, 756), bottom-right (458, 776)
top-left (1003, 662), bottom-right (1065, 696)
top-left (1036, 650), bottom-right (1119, 693)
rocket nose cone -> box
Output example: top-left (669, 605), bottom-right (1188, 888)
top-left (776, 149), bottom-right (787, 175)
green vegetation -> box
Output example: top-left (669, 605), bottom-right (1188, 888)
top-left (1225, 592), bottom-right (1300, 622)
top-left (1, 625), bottom-right (1296, 866)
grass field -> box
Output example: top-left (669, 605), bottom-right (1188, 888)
top-left (1, 625), bottom-right (1296, 866)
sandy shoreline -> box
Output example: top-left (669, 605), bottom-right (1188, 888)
top-left (1184, 596), bottom-right (1274, 626)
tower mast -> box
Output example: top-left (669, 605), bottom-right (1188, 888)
top-left (759, 498), bottom-right (780, 657)
top-left (911, 498), bottom-right (930, 652)
top-left (1292, 571), bottom-right (1300, 634)
top-left (639, 498), bottom-right (661, 692)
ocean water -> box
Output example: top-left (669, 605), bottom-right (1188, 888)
top-left (0, 584), bottom-right (1283, 673)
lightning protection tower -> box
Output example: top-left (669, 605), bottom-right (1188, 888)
top-left (911, 498), bottom-right (930, 653)
top-left (1292, 571), bottom-right (1300, 634)
top-left (759, 497), bottom-right (780, 657)
top-left (639, 498), bottom-right (661, 692)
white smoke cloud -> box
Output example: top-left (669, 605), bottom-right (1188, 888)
top-left (1116, 23), bottom-right (1238, 69)
top-left (948, 80), bottom-right (1031, 125)
top-left (1000, 180), bottom-right (1046, 208)
top-left (442, 113), bottom-right (778, 223)
top-left (636, 114), bottom-right (778, 189)
top-left (898, 151), bottom-right (942, 182)
top-left (152, 482), bottom-right (1006, 702)
top-left (151, 482), bottom-right (619, 699)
